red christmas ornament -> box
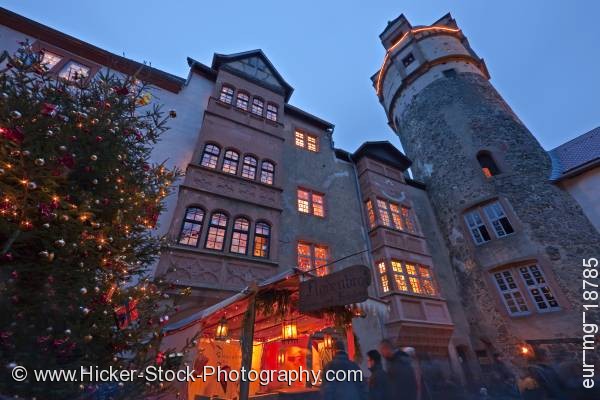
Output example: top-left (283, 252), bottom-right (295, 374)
top-left (0, 126), bottom-right (24, 144)
top-left (114, 86), bottom-right (129, 96)
top-left (41, 103), bottom-right (58, 117)
top-left (114, 299), bottom-right (139, 330)
top-left (155, 351), bottom-right (166, 365)
top-left (57, 154), bottom-right (75, 169)
top-left (95, 136), bottom-right (104, 142)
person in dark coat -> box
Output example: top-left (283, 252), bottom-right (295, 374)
top-left (379, 339), bottom-right (418, 400)
top-left (320, 340), bottom-right (368, 400)
top-left (367, 350), bottom-right (391, 400)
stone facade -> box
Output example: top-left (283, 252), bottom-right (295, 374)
top-left (373, 13), bottom-right (600, 370)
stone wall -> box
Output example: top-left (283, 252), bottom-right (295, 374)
top-left (392, 71), bottom-right (600, 364)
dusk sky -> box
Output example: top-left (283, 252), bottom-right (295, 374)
top-left (4, 0), bottom-right (599, 152)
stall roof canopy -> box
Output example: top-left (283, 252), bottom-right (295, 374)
top-left (164, 270), bottom-right (299, 335)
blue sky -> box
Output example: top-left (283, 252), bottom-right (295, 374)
top-left (3, 0), bottom-right (599, 152)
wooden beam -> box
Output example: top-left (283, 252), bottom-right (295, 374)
top-left (239, 293), bottom-right (256, 400)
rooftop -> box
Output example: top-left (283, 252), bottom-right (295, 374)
top-left (549, 126), bottom-right (600, 181)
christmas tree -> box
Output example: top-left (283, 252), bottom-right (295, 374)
top-left (0, 42), bottom-right (192, 399)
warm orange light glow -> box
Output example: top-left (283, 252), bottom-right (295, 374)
top-left (215, 316), bottom-right (229, 341)
top-left (376, 26), bottom-right (461, 95)
top-left (323, 334), bottom-right (334, 349)
top-left (520, 345), bottom-right (530, 355)
top-left (277, 350), bottom-right (286, 365)
top-left (281, 319), bottom-right (298, 343)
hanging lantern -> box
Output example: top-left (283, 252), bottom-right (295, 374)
top-left (277, 349), bottom-right (286, 365)
top-left (323, 334), bottom-right (334, 350)
top-left (215, 317), bottom-right (229, 341)
top-left (281, 318), bottom-right (298, 343)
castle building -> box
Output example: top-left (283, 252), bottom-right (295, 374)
top-left (1, 7), bottom-right (598, 398)
top-left (372, 12), bottom-right (600, 370)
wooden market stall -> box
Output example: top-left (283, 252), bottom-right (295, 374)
top-left (162, 267), bottom-right (383, 400)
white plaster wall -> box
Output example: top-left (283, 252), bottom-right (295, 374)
top-left (559, 168), bottom-right (600, 233)
top-left (0, 24), bottom-right (214, 237)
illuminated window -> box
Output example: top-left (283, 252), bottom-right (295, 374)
top-left (205, 212), bottom-right (228, 251)
top-left (222, 150), bottom-right (239, 175)
top-left (260, 161), bottom-right (274, 185)
top-left (253, 222), bottom-right (270, 258)
top-left (366, 200), bottom-right (376, 228)
top-left (493, 270), bottom-right (529, 316)
top-left (377, 261), bottom-right (390, 293)
top-left (230, 217), bottom-right (250, 254)
top-left (402, 53), bottom-right (415, 67)
top-left (40, 51), bottom-right (62, 70)
top-left (375, 199), bottom-right (416, 233)
top-left (477, 151), bottom-right (500, 178)
top-left (294, 130), bottom-right (318, 152)
top-left (241, 156), bottom-right (257, 179)
top-left (390, 260), bottom-right (408, 292)
top-left (177, 207), bottom-right (204, 246)
top-left (219, 85), bottom-right (234, 104)
top-left (200, 144), bottom-right (220, 169)
top-left (266, 103), bottom-right (278, 122)
top-left (236, 92), bottom-right (249, 111)
top-left (297, 188), bottom-right (325, 217)
top-left (400, 207), bottom-right (416, 233)
top-left (418, 265), bottom-right (437, 296)
top-left (297, 242), bottom-right (329, 276)
top-left (483, 202), bottom-right (514, 238)
top-left (376, 199), bottom-right (392, 227)
top-left (58, 61), bottom-right (90, 81)
top-left (519, 265), bottom-right (559, 312)
top-left (251, 97), bottom-right (264, 116)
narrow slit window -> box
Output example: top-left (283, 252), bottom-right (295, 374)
top-left (366, 200), bottom-right (376, 228)
top-left (377, 261), bottom-right (390, 293)
top-left (477, 151), bottom-right (501, 177)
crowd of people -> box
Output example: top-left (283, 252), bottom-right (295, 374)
top-left (320, 340), bottom-right (600, 400)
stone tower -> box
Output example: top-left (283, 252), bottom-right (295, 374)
top-left (372, 13), bottom-right (599, 364)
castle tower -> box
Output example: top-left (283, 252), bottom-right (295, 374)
top-left (372, 13), bottom-right (599, 364)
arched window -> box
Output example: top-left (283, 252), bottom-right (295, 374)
top-left (222, 150), bottom-right (239, 175)
top-left (230, 217), bottom-right (250, 254)
top-left (266, 103), bottom-right (278, 122)
top-left (253, 222), bottom-right (270, 258)
top-left (205, 212), bottom-right (228, 251)
top-left (219, 85), bottom-right (234, 104)
top-left (236, 92), bottom-right (249, 111)
top-left (241, 156), bottom-right (257, 180)
top-left (177, 207), bottom-right (205, 246)
top-left (477, 151), bottom-right (500, 177)
top-left (251, 97), bottom-right (264, 116)
top-left (201, 144), bottom-right (220, 169)
top-left (260, 161), bottom-right (274, 185)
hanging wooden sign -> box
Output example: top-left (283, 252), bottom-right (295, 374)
top-left (299, 264), bottom-right (371, 312)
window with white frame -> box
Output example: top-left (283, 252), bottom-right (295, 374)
top-left (241, 156), bottom-right (257, 179)
top-left (266, 103), bottom-right (278, 122)
top-left (483, 202), bottom-right (514, 238)
top-left (200, 144), bottom-right (220, 169)
top-left (251, 97), bottom-right (264, 116)
top-left (219, 85), bottom-right (234, 104)
top-left (236, 92), bottom-right (249, 111)
top-left (518, 264), bottom-right (560, 312)
top-left (492, 270), bottom-right (530, 316)
top-left (464, 210), bottom-right (492, 244)
top-left (222, 150), bottom-right (239, 175)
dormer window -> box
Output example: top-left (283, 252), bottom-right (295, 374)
top-left (477, 151), bottom-right (501, 177)
top-left (40, 51), bottom-right (62, 70)
top-left (402, 53), bottom-right (415, 67)
top-left (58, 61), bottom-right (90, 81)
